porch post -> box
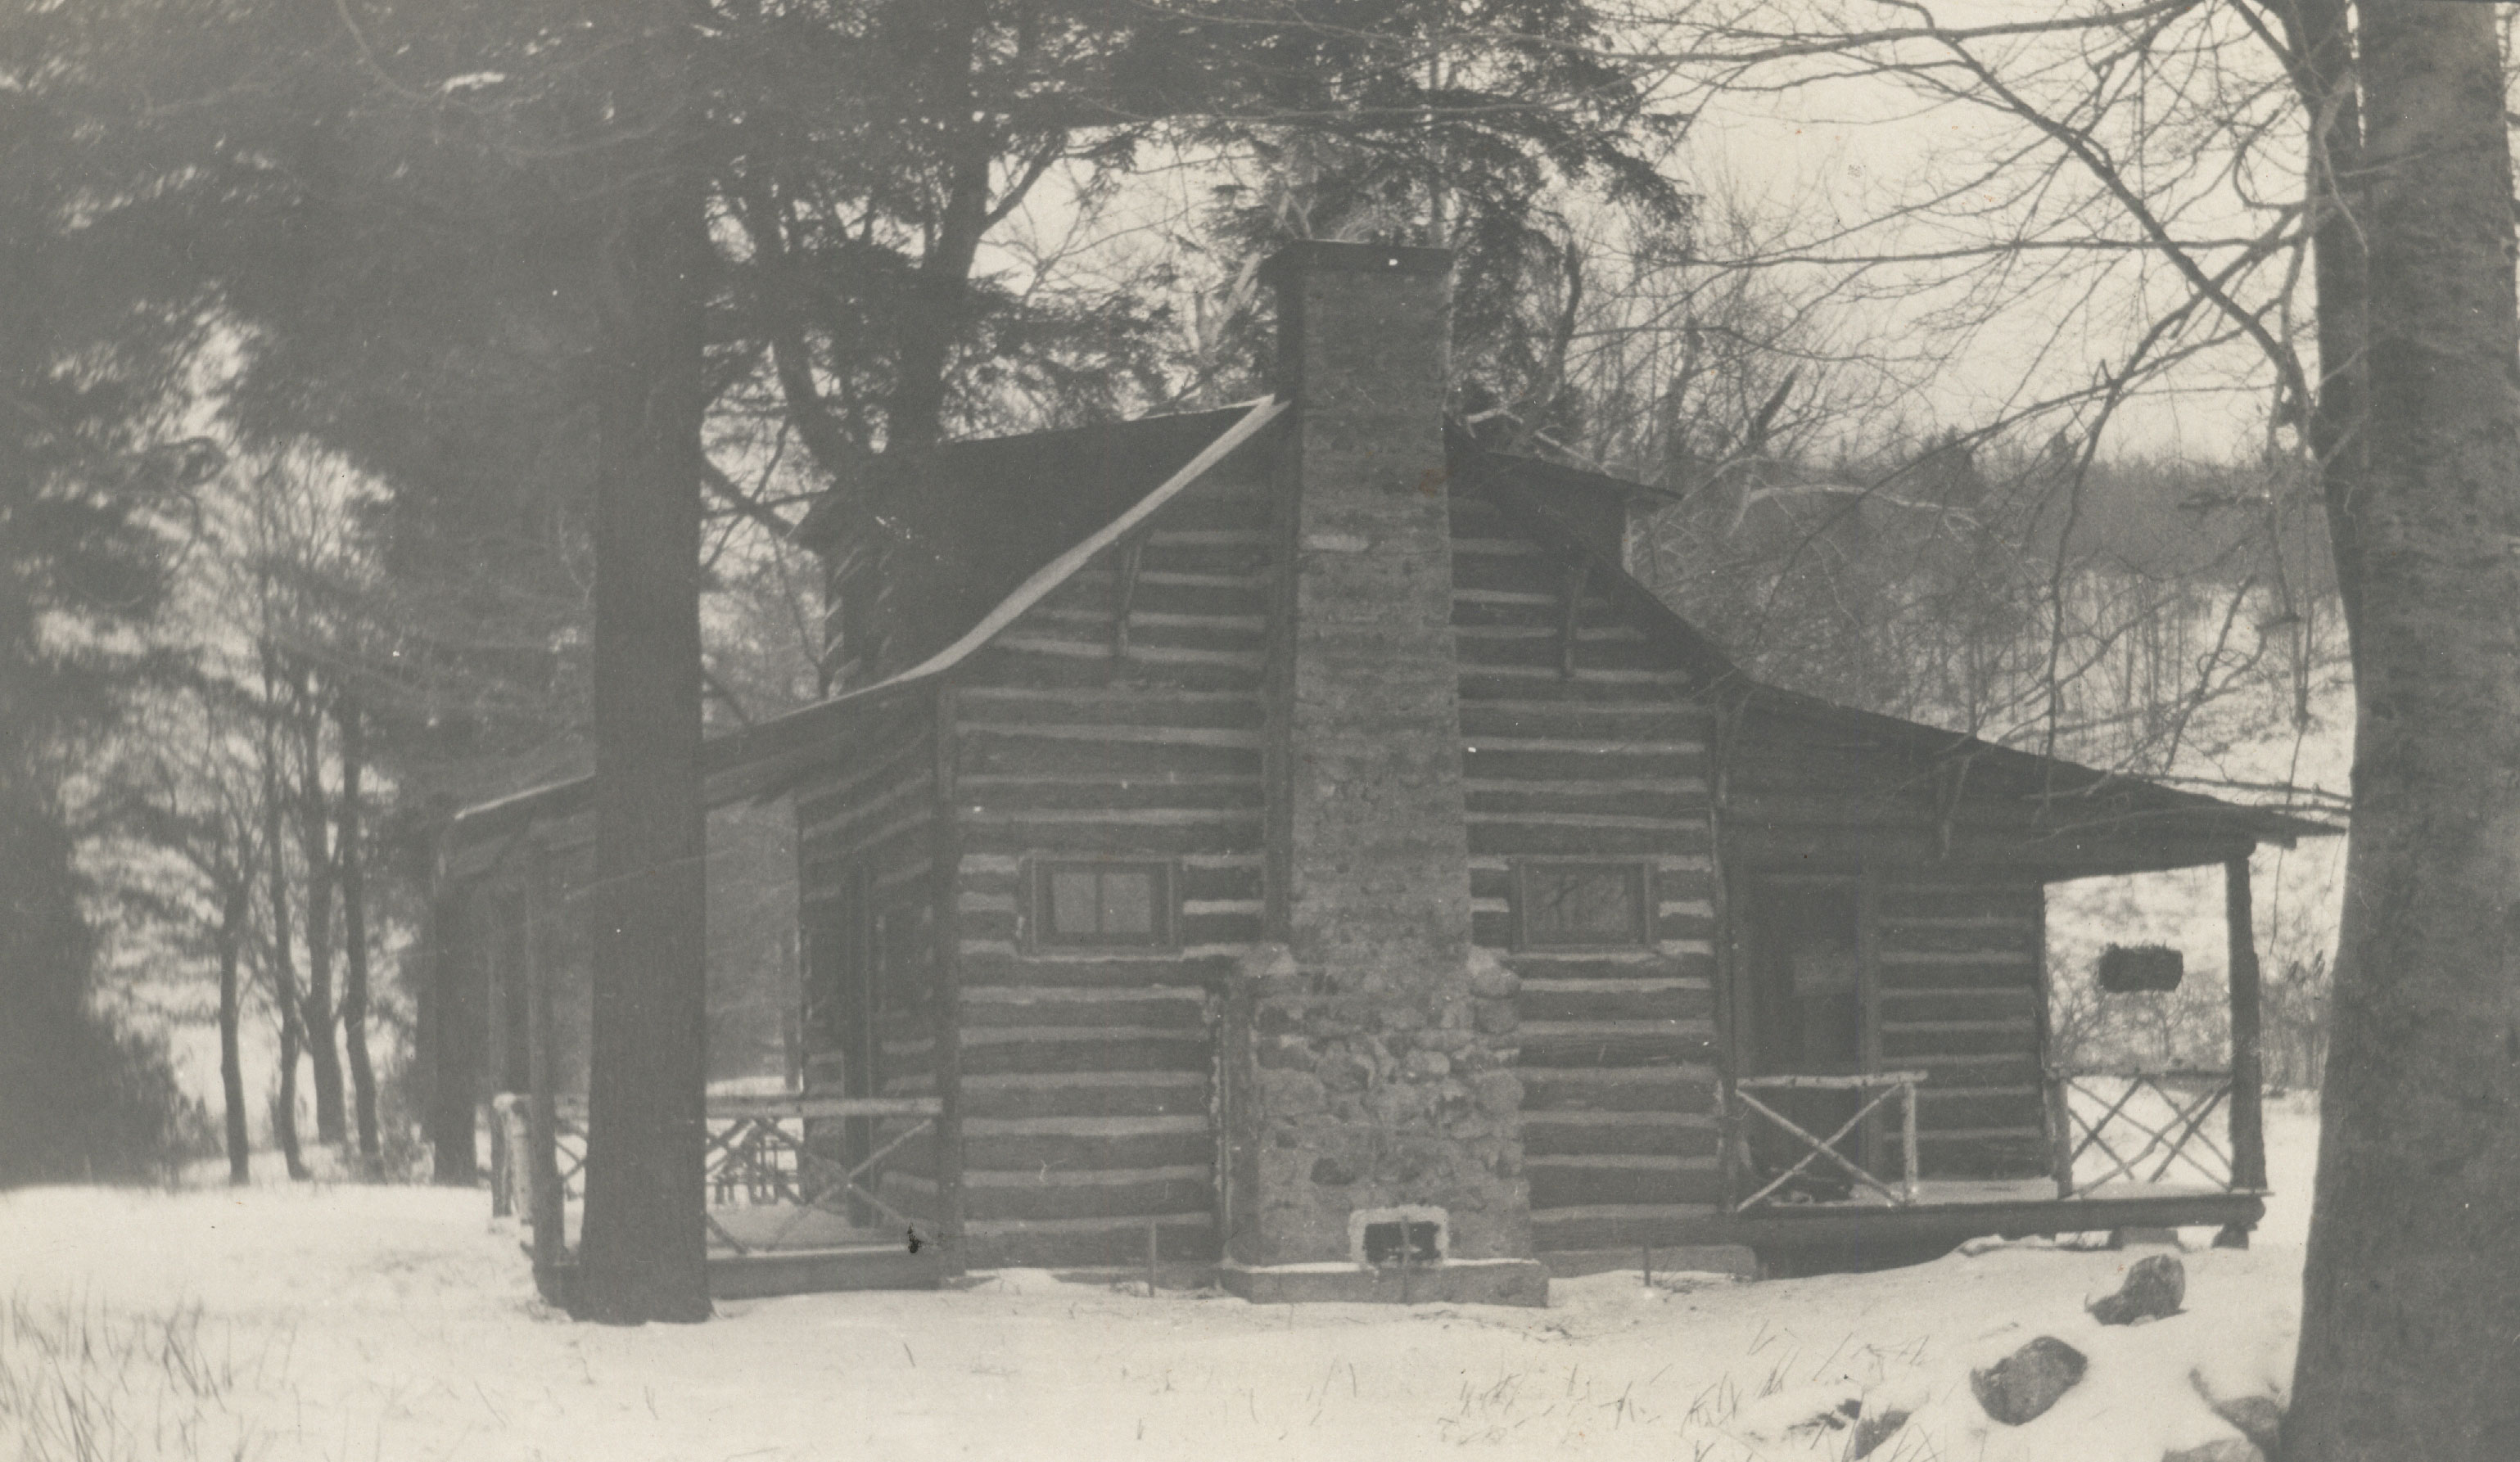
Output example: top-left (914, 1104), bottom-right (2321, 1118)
top-left (526, 845), bottom-right (567, 1301)
top-left (929, 682), bottom-right (967, 1274)
top-left (2220, 855), bottom-right (2267, 1248)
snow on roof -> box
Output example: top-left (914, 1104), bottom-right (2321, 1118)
top-left (444, 395), bottom-right (1285, 865)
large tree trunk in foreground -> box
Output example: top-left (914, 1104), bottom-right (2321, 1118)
top-left (2286, 7), bottom-right (2520, 1459)
top-left (337, 697), bottom-right (379, 1166)
top-left (569, 0), bottom-right (713, 1326)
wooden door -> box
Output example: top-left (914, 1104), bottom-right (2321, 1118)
top-left (1743, 877), bottom-right (1867, 1195)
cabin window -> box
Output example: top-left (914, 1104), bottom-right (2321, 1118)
top-left (1514, 860), bottom-right (1652, 949)
top-left (1030, 859), bottom-right (1176, 950)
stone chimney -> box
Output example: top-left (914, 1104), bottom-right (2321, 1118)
top-left (1223, 241), bottom-right (1542, 1305)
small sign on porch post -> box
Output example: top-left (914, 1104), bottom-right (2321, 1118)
top-left (2096, 943), bottom-right (2184, 994)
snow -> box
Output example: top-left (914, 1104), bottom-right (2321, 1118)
top-left (0, 1102), bottom-right (2319, 1461)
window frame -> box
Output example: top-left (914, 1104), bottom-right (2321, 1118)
top-left (1025, 856), bottom-right (1181, 953)
top-left (1511, 858), bottom-right (1655, 951)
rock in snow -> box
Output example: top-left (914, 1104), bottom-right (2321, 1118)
top-left (1970, 1335), bottom-right (2089, 1424)
top-left (1849, 1406), bottom-right (1913, 1458)
top-left (2089, 1253), bottom-right (2187, 1325)
top-left (2161, 1442), bottom-right (2265, 1462)
top-left (2194, 1376), bottom-right (2286, 1453)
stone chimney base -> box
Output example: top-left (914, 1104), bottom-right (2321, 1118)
top-left (1216, 1257), bottom-right (1548, 1307)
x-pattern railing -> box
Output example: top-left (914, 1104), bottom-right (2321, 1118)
top-left (1728, 1072), bottom-right (1926, 1210)
top-left (703, 1104), bottom-right (937, 1254)
top-left (492, 1093), bottom-right (944, 1257)
top-left (2053, 1068), bottom-right (2234, 1195)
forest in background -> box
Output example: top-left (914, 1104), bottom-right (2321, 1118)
top-left (3, 0), bottom-right (2355, 1186)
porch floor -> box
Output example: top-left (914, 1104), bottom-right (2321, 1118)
top-left (1740, 1176), bottom-right (2230, 1211)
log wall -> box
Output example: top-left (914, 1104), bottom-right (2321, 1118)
top-left (942, 449), bottom-right (1276, 1267)
top-left (1448, 494), bottom-right (1724, 1254)
top-left (1872, 870), bottom-right (2050, 1179)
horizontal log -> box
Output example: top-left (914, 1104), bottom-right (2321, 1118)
top-left (1467, 864), bottom-right (1712, 899)
top-left (956, 732), bottom-right (1262, 779)
top-left (996, 634), bottom-right (1265, 671)
top-left (1450, 535), bottom-right (1551, 559)
top-left (1913, 1090), bottom-right (2047, 1130)
top-left (1875, 960), bottom-right (2038, 993)
top-left (1459, 670), bottom-right (1691, 703)
top-left (960, 860), bottom-right (1261, 904)
top-left (1907, 1055), bottom-right (2045, 1089)
top-left (957, 1030), bottom-right (1211, 1076)
top-left (1520, 1112), bottom-right (1722, 1158)
top-left (1469, 824), bottom-right (1709, 857)
top-left (1447, 593), bottom-right (1622, 629)
top-left (1881, 1023), bottom-right (2039, 1059)
top-left (1528, 1204), bottom-right (1728, 1252)
top-left (1876, 923), bottom-right (2039, 956)
top-left (1518, 983), bottom-right (1714, 1024)
top-left (957, 1212), bottom-right (1220, 1269)
top-left (958, 778), bottom-right (1263, 816)
top-left (708, 1094), bottom-right (944, 1121)
top-left (1520, 1067), bottom-right (1718, 1113)
top-left (1457, 701), bottom-right (1705, 736)
top-left (959, 1072), bottom-right (1209, 1120)
top-left (1876, 989), bottom-right (2039, 1023)
top-left (956, 991), bottom-right (1210, 1030)
top-left (965, 646), bottom-right (1260, 693)
top-left (960, 1173), bottom-right (1214, 1225)
top-left (962, 1130), bottom-right (1215, 1174)
top-left (1528, 1157), bottom-right (1726, 1210)
top-left (1462, 787), bottom-right (1708, 820)
top-left (1913, 1135), bottom-right (2051, 1181)
top-left (962, 819), bottom-right (1263, 857)
top-left (956, 908), bottom-right (1262, 950)
top-left (954, 687), bottom-right (1265, 732)
top-left (1455, 635), bottom-right (1686, 675)
top-left (1505, 951), bottom-right (1715, 982)
top-left (958, 952), bottom-right (1241, 990)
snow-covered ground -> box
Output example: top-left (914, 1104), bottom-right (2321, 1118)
top-left (1, 1098), bottom-right (2319, 1462)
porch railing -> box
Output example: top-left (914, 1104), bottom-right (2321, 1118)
top-left (1725, 1072), bottom-right (1926, 1209)
top-left (490, 1092), bottom-right (946, 1265)
top-left (2045, 1067), bottom-right (2238, 1198)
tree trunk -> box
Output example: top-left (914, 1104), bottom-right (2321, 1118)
top-left (260, 646), bottom-right (310, 1181)
top-left (2280, 0), bottom-right (2369, 649)
top-left (292, 669), bottom-right (346, 1144)
top-left (336, 696), bottom-right (379, 1166)
top-left (570, 0), bottom-right (713, 1326)
top-left (883, 0), bottom-right (992, 459)
top-left (422, 884), bottom-right (480, 1184)
top-left (217, 872), bottom-right (251, 1186)
top-left (2286, 7), bottom-right (2520, 1459)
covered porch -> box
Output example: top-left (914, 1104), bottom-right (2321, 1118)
top-left (1710, 855), bottom-right (2283, 1273)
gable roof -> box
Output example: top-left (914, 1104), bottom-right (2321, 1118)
top-left (445, 397), bottom-right (1285, 872)
top-left (447, 399), bottom-right (2333, 877)
top-left (1451, 443), bottom-right (2336, 851)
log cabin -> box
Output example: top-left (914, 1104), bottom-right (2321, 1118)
top-left (429, 241), bottom-right (2335, 1302)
